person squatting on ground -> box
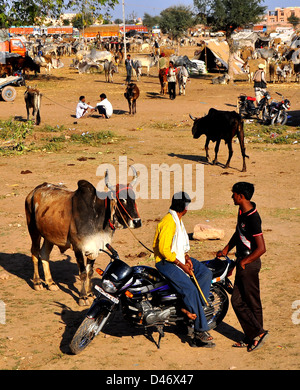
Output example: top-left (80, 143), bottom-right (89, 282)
top-left (252, 63), bottom-right (267, 105)
top-left (216, 182), bottom-right (268, 352)
top-left (153, 192), bottom-right (215, 347)
top-left (166, 61), bottom-right (178, 100)
top-left (93, 93), bottom-right (113, 119)
top-left (76, 96), bottom-right (94, 119)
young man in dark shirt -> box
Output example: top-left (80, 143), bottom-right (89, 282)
top-left (217, 182), bottom-right (268, 352)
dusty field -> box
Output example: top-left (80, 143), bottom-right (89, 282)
top-left (0, 46), bottom-right (300, 371)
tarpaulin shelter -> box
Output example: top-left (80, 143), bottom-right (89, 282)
top-left (195, 39), bottom-right (244, 74)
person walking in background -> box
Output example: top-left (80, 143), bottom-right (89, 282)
top-left (125, 54), bottom-right (134, 84)
top-left (166, 61), bottom-right (178, 100)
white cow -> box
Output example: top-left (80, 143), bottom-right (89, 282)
top-left (177, 66), bottom-right (189, 95)
top-left (132, 54), bottom-right (159, 76)
top-left (34, 55), bottom-right (64, 74)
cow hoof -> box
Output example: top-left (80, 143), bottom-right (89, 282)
top-left (33, 282), bottom-right (44, 291)
top-left (78, 297), bottom-right (90, 307)
top-left (48, 282), bottom-right (59, 291)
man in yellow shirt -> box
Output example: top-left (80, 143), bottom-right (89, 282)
top-left (153, 192), bottom-right (214, 346)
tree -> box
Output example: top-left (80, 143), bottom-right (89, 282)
top-left (287, 14), bottom-right (300, 30)
top-left (67, 0), bottom-right (119, 22)
top-left (142, 13), bottom-right (161, 29)
top-left (10, 0), bottom-right (64, 25)
top-left (193, 0), bottom-right (266, 82)
top-left (71, 12), bottom-right (94, 29)
top-left (159, 5), bottom-right (196, 41)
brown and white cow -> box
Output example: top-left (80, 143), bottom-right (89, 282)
top-left (24, 87), bottom-right (42, 125)
top-left (25, 168), bottom-right (141, 305)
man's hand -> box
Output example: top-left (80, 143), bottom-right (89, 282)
top-left (185, 254), bottom-right (194, 273)
top-left (216, 249), bottom-right (228, 258)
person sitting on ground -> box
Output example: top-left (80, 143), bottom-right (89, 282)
top-left (153, 191), bottom-right (214, 347)
top-left (93, 93), bottom-right (113, 119)
top-left (75, 96), bottom-right (94, 119)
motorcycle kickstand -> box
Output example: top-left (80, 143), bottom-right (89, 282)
top-left (146, 325), bottom-right (165, 349)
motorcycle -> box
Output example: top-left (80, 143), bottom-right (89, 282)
top-left (266, 92), bottom-right (291, 126)
top-left (237, 91), bottom-right (272, 123)
top-left (69, 244), bottom-right (235, 354)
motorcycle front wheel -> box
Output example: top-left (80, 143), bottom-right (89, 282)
top-left (261, 106), bottom-right (270, 124)
top-left (70, 311), bottom-right (111, 354)
top-left (271, 111), bottom-right (288, 126)
top-left (206, 284), bottom-right (229, 330)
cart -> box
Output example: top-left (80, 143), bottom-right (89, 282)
top-left (0, 75), bottom-right (24, 102)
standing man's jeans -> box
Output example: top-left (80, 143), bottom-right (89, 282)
top-left (156, 258), bottom-right (212, 332)
top-left (231, 258), bottom-right (266, 341)
top-left (168, 81), bottom-right (176, 99)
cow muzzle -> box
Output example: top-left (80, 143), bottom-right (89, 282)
top-left (127, 218), bottom-right (142, 229)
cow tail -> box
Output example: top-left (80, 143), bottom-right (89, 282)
top-left (36, 94), bottom-right (41, 125)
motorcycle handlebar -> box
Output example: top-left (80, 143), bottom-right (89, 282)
top-left (99, 244), bottom-right (119, 260)
top-left (106, 243), bottom-right (119, 258)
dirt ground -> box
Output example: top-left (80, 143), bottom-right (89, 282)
top-left (0, 45), bottom-right (300, 371)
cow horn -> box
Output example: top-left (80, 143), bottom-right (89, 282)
top-left (129, 165), bottom-right (138, 187)
top-left (189, 113), bottom-right (196, 121)
top-left (105, 169), bottom-right (114, 191)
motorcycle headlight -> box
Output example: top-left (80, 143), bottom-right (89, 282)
top-left (102, 279), bottom-right (117, 293)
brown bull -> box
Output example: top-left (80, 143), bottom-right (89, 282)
top-left (159, 68), bottom-right (168, 94)
top-left (25, 169), bottom-right (141, 305)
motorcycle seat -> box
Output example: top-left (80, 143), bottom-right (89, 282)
top-left (247, 96), bottom-right (256, 101)
top-left (202, 258), bottom-right (228, 278)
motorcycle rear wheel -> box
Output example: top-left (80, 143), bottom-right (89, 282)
top-left (206, 285), bottom-right (229, 330)
top-left (70, 311), bottom-right (111, 354)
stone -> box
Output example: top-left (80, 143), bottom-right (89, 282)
top-left (193, 223), bottom-right (225, 240)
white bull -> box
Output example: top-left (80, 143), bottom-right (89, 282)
top-left (177, 65), bottom-right (189, 95)
top-left (132, 54), bottom-right (159, 76)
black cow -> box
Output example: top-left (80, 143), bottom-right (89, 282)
top-left (190, 108), bottom-right (249, 172)
top-left (25, 168), bottom-right (141, 306)
top-left (6, 54), bottom-right (40, 76)
top-left (124, 83), bottom-right (140, 115)
top-left (294, 63), bottom-right (300, 83)
top-left (24, 87), bottom-right (42, 125)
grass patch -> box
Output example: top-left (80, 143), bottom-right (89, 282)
top-left (0, 119), bottom-right (118, 155)
top-left (245, 122), bottom-right (300, 145)
top-left (190, 205), bottom-right (235, 220)
top-left (0, 118), bottom-right (34, 153)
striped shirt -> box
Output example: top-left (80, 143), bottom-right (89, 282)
top-left (235, 202), bottom-right (263, 256)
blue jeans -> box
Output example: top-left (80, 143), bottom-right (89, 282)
top-left (156, 258), bottom-right (212, 332)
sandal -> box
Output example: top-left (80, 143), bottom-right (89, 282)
top-left (232, 341), bottom-right (248, 348)
top-left (247, 331), bottom-right (269, 352)
top-left (194, 331), bottom-right (214, 344)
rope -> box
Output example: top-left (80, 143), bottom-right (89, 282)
top-left (115, 201), bottom-right (154, 254)
top-left (42, 94), bottom-right (75, 112)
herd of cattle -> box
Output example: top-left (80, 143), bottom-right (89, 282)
top-left (238, 44), bottom-right (300, 83)
top-left (5, 34), bottom-right (296, 304)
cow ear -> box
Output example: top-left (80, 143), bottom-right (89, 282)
top-left (76, 180), bottom-right (97, 205)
